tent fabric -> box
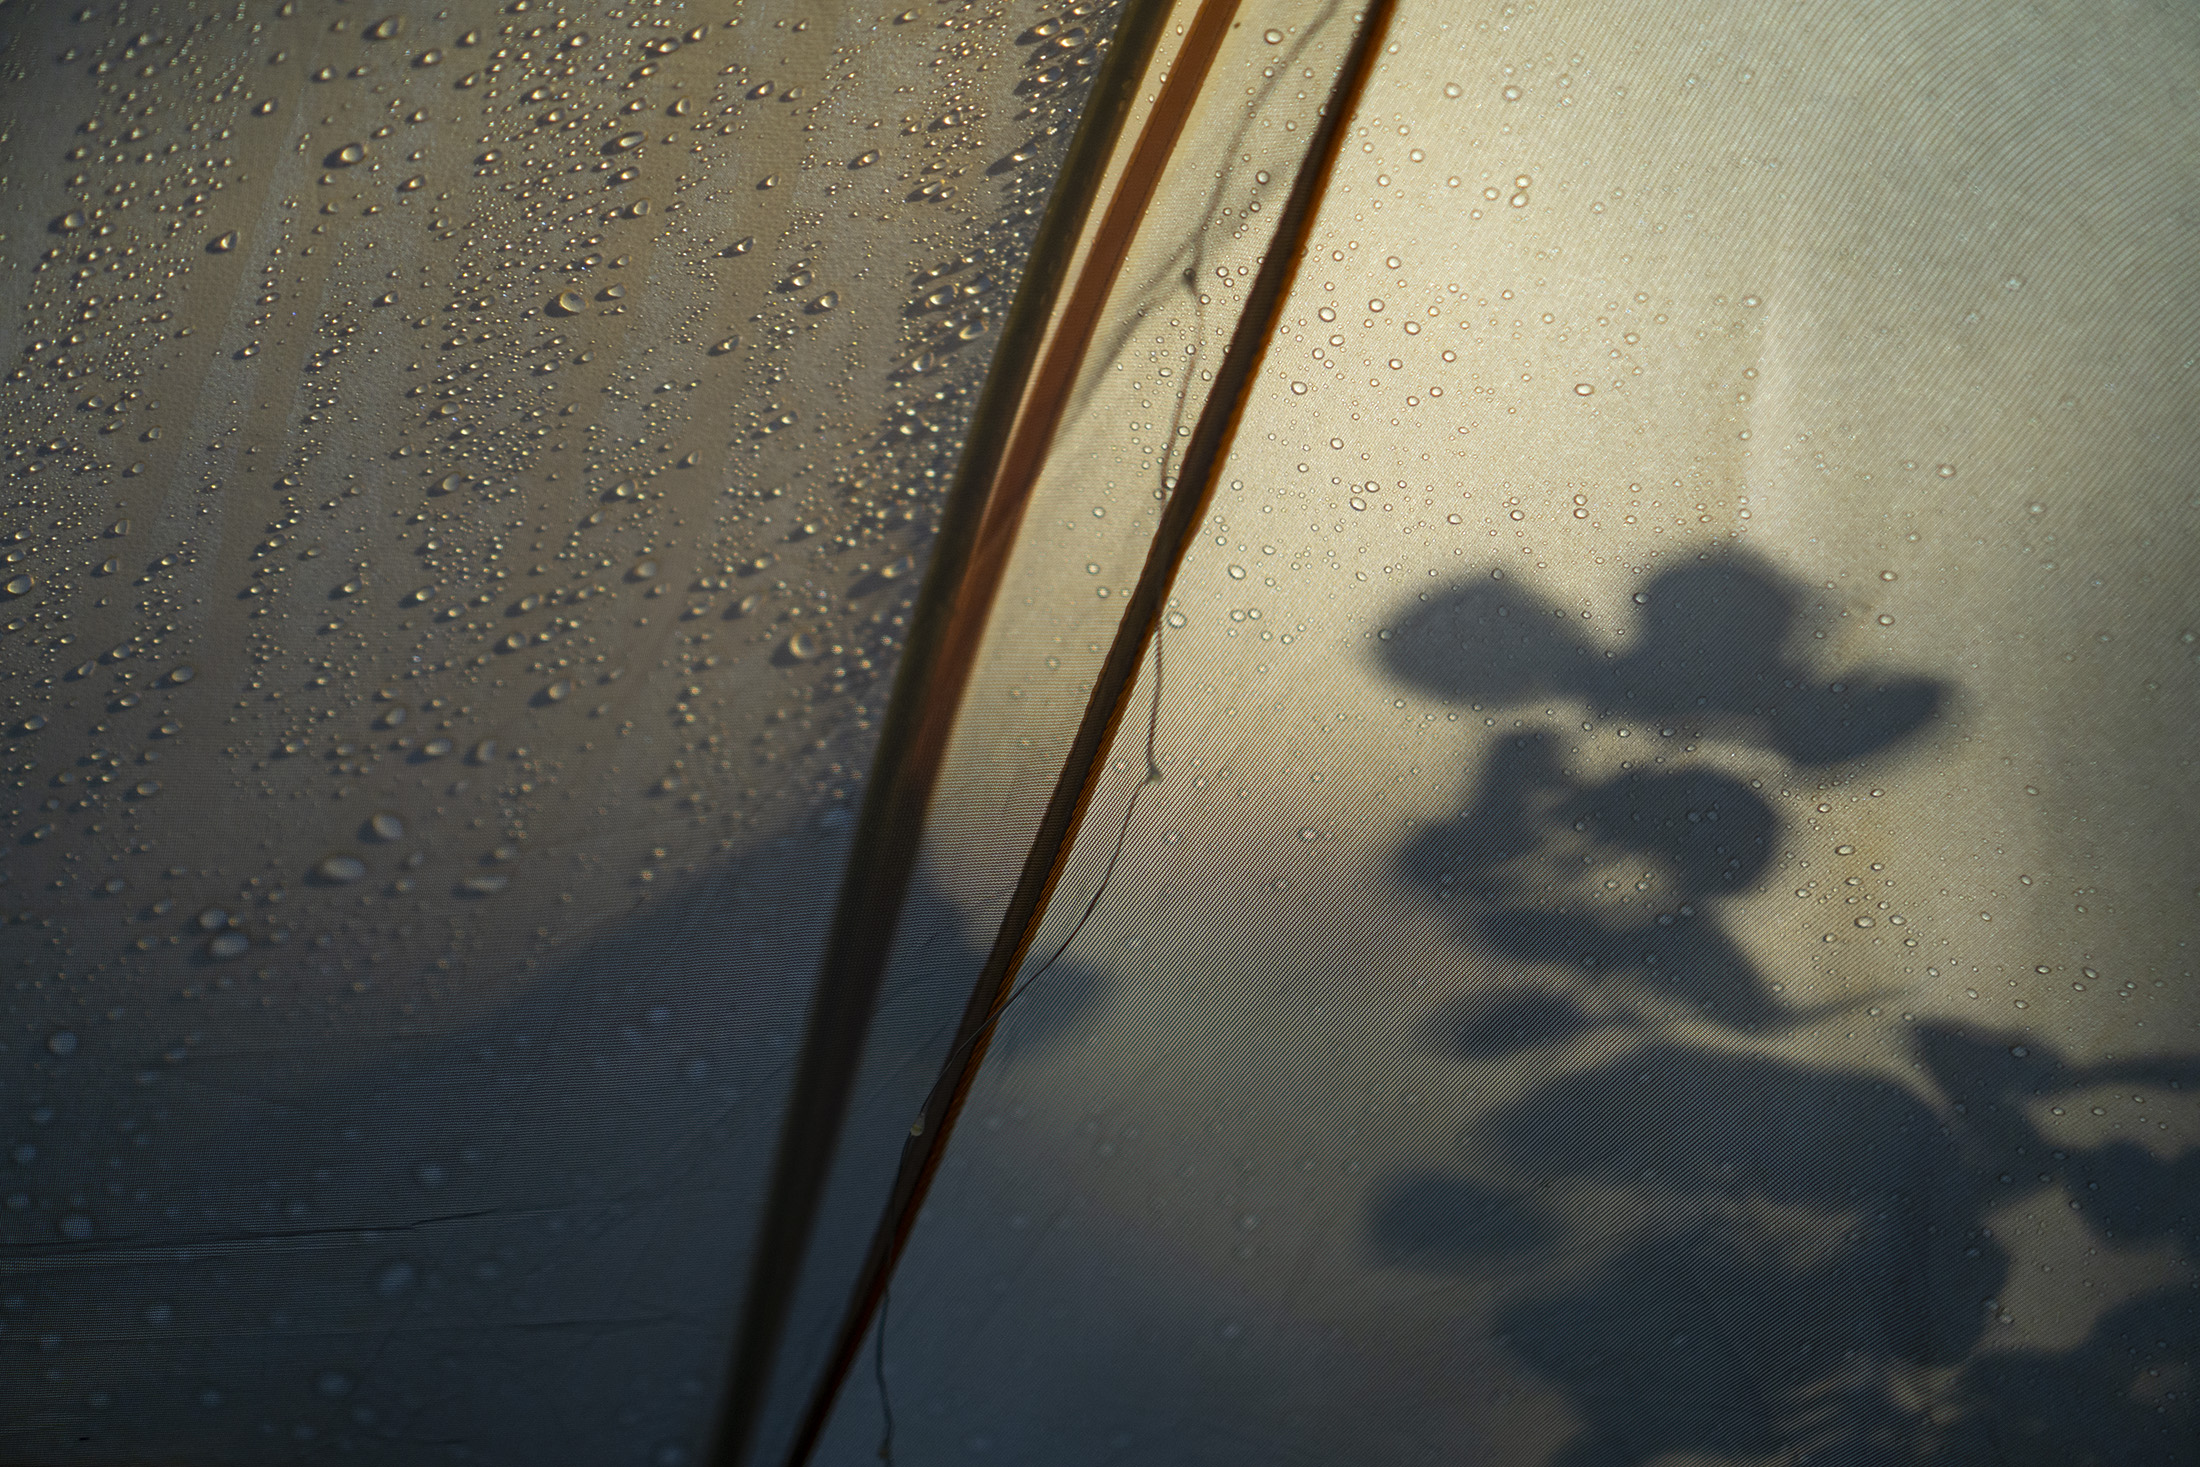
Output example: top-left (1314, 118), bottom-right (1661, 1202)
top-left (808, 3), bottom-right (2200, 1464)
top-left (2, 0), bottom-right (2196, 1464)
top-left (0, 0), bottom-right (1138, 1460)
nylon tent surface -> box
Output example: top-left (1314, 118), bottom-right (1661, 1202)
top-left (0, 2), bottom-right (2194, 1465)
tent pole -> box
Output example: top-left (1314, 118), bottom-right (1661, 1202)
top-left (769, 3), bottom-right (1398, 1462)
top-left (700, 6), bottom-right (1183, 1466)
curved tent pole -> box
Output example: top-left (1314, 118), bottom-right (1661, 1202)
top-left (770, 3), bottom-right (1398, 1462)
top-left (704, 6), bottom-right (1183, 1465)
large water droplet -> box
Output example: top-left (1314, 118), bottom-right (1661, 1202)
top-left (316, 855), bottom-right (368, 884)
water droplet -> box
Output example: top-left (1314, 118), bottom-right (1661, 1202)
top-left (1227, 564), bottom-right (1247, 580)
top-left (611, 130), bottom-right (646, 152)
top-left (630, 558), bottom-right (660, 581)
top-left (1290, 381), bottom-right (1308, 395)
top-left (369, 812), bottom-right (405, 841)
top-left (544, 678), bottom-right (573, 702)
top-left (59, 1214), bottom-right (95, 1241)
top-left (167, 665), bottom-right (196, 685)
top-left (367, 15), bottom-right (405, 40)
top-left (1263, 28), bottom-right (1284, 44)
top-left (1936, 463), bottom-right (1956, 478)
top-left (852, 150), bottom-right (879, 168)
top-left (375, 1261), bottom-right (416, 1296)
top-left (550, 290), bottom-right (587, 316)
top-left (207, 932), bottom-right (251, 960)
top-left (335, 142), bottom-right (368, 166)
top-left (4, 575), bottom-right (34, 597)
top-left (1502, 85), bottom-right (1523, 101)
top-left (460, 873), bottom-right (510, 896)
top-left (787, 631), bottom-right (821, 661)
top-left (316, 855), bottom-right (368, 884)
top-left (46, 1031), bottom-right (78, 1057)
top-left (210, 231), bottom-right (237, 253)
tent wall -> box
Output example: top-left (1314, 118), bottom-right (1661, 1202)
top-left (816, 1), bottom-right (2200, 1462)
top-left (0, 0), bottom-right (1126, 1461)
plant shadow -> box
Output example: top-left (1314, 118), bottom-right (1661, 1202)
top-left (1368, 550), bottom-right (2196, 1465)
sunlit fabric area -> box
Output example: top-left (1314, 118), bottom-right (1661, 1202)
top-left (0, 1), bottom-right (2192, 1464)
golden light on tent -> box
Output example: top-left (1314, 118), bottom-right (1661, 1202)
top-left (0, 1), bottom-right (2191, 1464)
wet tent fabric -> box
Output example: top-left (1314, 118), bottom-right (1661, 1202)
top-left (801, 1), bottom-right (2200, 1464)
top-left (1, 3), bottom-right (2196, 1467)
top-left (0, 0), bottom-right (1143, 1460)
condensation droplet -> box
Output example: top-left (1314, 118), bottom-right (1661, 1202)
top-left (316, 855), bottom-right (368, 884)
